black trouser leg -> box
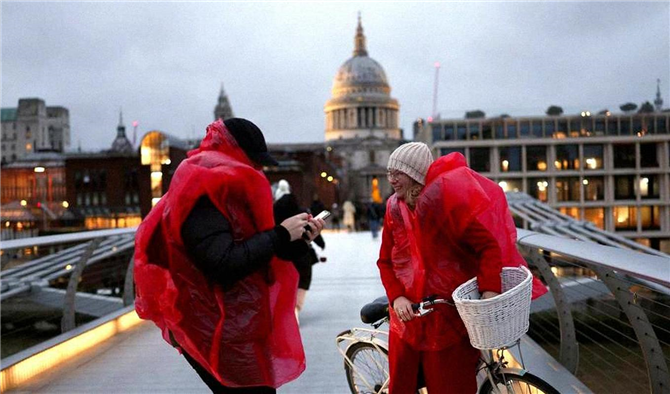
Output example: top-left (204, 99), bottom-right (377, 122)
top-left (182, 351), bottom-right (276, 394)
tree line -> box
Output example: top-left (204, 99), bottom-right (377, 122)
top-left (461, 101), bottom-right (664, 119)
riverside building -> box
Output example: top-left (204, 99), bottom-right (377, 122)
top-left (415, 110), bottom-right (670, 253)
top-left (1, 98), bottom-right (70, 164)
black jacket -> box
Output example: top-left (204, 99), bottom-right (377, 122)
top-left (181, 196), bottom-right (308, 289)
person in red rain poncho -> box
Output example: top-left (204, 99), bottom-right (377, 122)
top-left (377, 143), bottom-right (547, 394)
top-left (133, 118), bottom-right (325, 393)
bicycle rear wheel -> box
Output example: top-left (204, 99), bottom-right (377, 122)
top-left (344, 342), bottom-right (389, 394)
top-left (478, 371), bottom-right (559, 394)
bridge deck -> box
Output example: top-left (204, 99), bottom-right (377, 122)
top-left (5, 232), bottom-right (588, 393)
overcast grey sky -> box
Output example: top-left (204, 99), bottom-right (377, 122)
top-left (2, 1), bottom-right (668, 151)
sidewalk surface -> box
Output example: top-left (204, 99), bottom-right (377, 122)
top-left (9, 231), bottom-right (386, 394)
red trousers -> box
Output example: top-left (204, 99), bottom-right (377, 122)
top-left (388, 331), bottom-right (480, 394)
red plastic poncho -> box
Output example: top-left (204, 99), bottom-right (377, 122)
top-left (133, 120), bottom-right (305, 388)
top-left (378, 152), bottom-right (547, 351)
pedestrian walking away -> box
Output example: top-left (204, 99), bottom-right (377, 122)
top-left (133, 118), bottom-right (325, 393)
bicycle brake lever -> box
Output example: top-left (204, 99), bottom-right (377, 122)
top-left (414, 303), bottom-right (435, 317)
top-left (414, 298), bottom-right (450, 317)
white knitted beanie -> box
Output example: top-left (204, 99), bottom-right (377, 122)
top-left (387, 142), bottom-right (434, 185)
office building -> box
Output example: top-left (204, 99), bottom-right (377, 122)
top-left (416, 110), bottom-right (670, 252)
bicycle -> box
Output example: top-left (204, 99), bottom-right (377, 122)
top-left (336, 295), bottom-right (559, 394)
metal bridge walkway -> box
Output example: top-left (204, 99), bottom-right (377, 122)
top-left (3, 232), bottom-right (588, 394)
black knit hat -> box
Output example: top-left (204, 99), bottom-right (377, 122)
top-left (224, 118), bottom-right (278, 166)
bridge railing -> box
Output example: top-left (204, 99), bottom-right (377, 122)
top-left (1, 228), bottom-right (137, 362)
top-left (2, 227), bottom-right (669, 394)
top-left (518, 229), bottom-right (670, 394)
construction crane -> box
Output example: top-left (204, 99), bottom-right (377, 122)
top-left (431, 62), bottom-right (441, 122)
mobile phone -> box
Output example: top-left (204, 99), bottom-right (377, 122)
top-left (314, 210), bottom-right (331, 221)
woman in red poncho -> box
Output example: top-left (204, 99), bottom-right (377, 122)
top-left (133, 118), bottom-right (325, 393)
top-left (377, 143), bottom-right (547, 394)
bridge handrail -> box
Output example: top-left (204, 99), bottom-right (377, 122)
top-left (517, 229), bottom-right (670, 287)
top-left (1, 227), bottom-right (138, 250)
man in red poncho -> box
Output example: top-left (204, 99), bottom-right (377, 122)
top-left (378, 144), bottom-right (547, 394)
top-left (134, 118), bottom-right (325, 393)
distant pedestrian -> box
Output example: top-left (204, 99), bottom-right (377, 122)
top-left (309, 194), bottom-right (326, 217)
top-left (367, 199), bottom-right (381, 239)
top-left (274, 180), bottom-right (326, 323)
top-left (331, 203), bottom-right (341, 231)
top-left (343, 200), bottom-right (356, 232)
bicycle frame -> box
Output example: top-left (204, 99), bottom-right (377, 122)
top-left (339, 296), bottom-right (552, 394)
top-left (338, 326), bottom-right (538, 394)
top-left (336, 327), bottom-right (390, 393)
top-left (478, 346), bottom-right (530, 394)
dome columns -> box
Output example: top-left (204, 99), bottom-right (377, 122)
top-left (325, 105), bottom-right (400, 140)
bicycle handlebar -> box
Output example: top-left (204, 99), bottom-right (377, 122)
top-left (411, 295), bottom-right (451, 317)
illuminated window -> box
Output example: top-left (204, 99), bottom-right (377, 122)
top-left (497, 179), bottom-right (522, 193)
top-left (584, 208), bottom-right (604, 229)
top-left (26, 143), bottom-right (32, 151)
top-left (499, 147), bottom-right (521, 172)
top-left (639, 175), bottom-right (660, 199)
top-left (614, 206), bottom-right (637, 231)
top-left (556, 177), bottom-right (580, 202)
top-left (526, 146), bottom-right (547, 172)
top-left (555, 145), bottom-right (579, 170)
top-left (559, 207), bottom-right (580, 220)
top-left (140, 131), bottom-right (169, 170)
top-left (151, 171), bottom-right (163, 198)
top-left (583, 177), bottom-right (604, 201)
top-left (640, 206), bottom-right (661, 230)
top-left (583, 145), bottom-right (603, 170)
top-left (528, 178), bottom-right (549, 202)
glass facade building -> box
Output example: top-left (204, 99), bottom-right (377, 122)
top-left (419, 112), bottom-right (670, 252)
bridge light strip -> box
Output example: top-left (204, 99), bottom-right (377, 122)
top-left (0, 309), bottom-right (143, 392)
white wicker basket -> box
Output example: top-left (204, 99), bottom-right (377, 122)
top-left (451, 266), bottom-right (532, 350)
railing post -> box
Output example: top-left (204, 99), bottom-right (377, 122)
top-left (61, 238), bottom-right (103, 333)
top-left (589, 265), bottom-right (670, 394)
top-left (1, 248), bottom-right (16, 269)
top-left (521, 245), bottom-right (580, 374)
top-left (123, 256), bottom-right (134, 307)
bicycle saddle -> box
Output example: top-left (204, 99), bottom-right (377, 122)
top-left (360, 296), bottom-right (389, 324)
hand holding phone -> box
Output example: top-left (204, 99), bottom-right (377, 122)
top-left (314, 210), bottom-right (331, 221)
top-left (302, 210), bottom-right (330, 240)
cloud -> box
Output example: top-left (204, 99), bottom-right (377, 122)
top-left (2, 2), bottom-right (668, 150)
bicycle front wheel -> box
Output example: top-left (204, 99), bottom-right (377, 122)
top-left (478, 371), bottom-right (560, 394)
top-left (344, 341), bottom-right (389, 394)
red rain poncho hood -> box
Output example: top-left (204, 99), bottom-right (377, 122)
top-left (379, 152), bottom-right (546, 351)
top-left (133, 120), bottom-right (304, 388)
